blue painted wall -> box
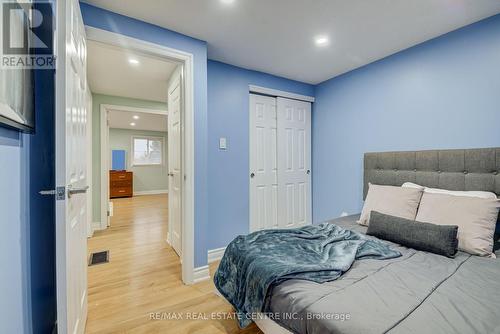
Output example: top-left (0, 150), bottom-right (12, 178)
top-left (30, 3), bottom-right (57, 330)
top-left (312, 14), bottom-right (500, 223)
top-left (80, 3), bottom-right (209, 267)
top-left (0, 2), bottom-right (56, 333)
top-left (207, 60), bottom-right (314, 250)
top-left (0, 129), bottom-right (29, 333)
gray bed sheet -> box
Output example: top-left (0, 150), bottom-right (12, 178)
top-left (266, 215), bottom-right (500, 334)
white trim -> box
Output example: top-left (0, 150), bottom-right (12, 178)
top-left (87, 26), bottom-right (196, 285)
top-left (101, 104), bottom-right (167, 116)
top-left (133, 189), bottom-right (169, 196)
top-left (208, 247), bottom-right (226, 263)
top-left (90, 222), bottom-right (105, 235)
top-left (86, 89), bottom-right (93, 239)
top-left (249, 85), bottom-right (315, 103)
top-left (193, 266), bottom-right (210, 283)
top-left (100, 104), bottom-right (109, 229)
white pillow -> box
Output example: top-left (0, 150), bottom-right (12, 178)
top-left (401, 182), bottom-right (424, 190)
top-left (402, 182), bottom-right (497, 199)
top-left (416, 193), bottom-right (500, 257)
top-left (358, 183), bottom-right (423, 226)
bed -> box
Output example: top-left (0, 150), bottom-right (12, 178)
top-left (224, 148), bottom-right (500, 334)
top-left (263, 214), bottom-right (500, 333)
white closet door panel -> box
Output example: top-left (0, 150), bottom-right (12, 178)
top-left (277, 97), bottom-right (312, 228)
top-left (250, 94), bottom-right (278, 232)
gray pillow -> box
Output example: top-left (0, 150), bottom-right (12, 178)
top-left (367, 211), bottom-right (459, 258)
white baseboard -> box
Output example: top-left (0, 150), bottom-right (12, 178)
top-left (92, 221), bottom-right (106, 231)
top-left (133, 189), bottom-right (168, 196)
top-left (208, 247), bottom-right (226, 263)
top-left (193, 265), bottom-right (210, 283)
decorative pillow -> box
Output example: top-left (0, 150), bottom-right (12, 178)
top-left (367, 211), bottom-right (459, 258)
top-left (416, 193), bottom-right (500, 257)
top-left (358, 183), bottom-right (423, 226)
top-left (402, 182), bottom-right (497, 199)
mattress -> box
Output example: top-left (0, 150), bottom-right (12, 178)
top-left (264, 215), bottom-right (500, 334)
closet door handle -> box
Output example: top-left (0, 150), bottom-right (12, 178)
top-left (250, 173), bottom-right (255, 178)
top-left (306, 170), bottom-right (311, 175)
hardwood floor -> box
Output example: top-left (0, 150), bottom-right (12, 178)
top-left (86, 194), bottom-right (262, 334)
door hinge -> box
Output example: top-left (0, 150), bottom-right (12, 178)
top-left (39, 186), bottom-right (66, 200)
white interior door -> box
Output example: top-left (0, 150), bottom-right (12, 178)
top-left (168, 67), bottom-right (182, 256)
top-left (249, 94), bottom-right (279, 232)
top-left (277, 97), bottom-right (312, 228)
top-left (55, 1), bottom-right (88, 333)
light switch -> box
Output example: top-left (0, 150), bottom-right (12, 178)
top-left (219, 137), bottom-right (227, 150)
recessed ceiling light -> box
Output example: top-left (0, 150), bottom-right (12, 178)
top-left (314, 35), bottom-right (330, 47)
top-left (130, 122), bottom-right (136, 126)
top-left (220, 0), bottom-right (235, 4)
top-left (128, 58), bottom-right (139, 65)
top-left (133, 115), bottom-right (140, 120)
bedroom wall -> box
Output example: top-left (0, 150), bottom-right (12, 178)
top-left (109, 128), bottom-right (168, 193)
top-left (207, 60), bottom-right (315, 251)
top-left (312, 14), bottom-right (500, 223)
top-left (0, 2), bottom-right (56, 333)
top-left (0, 129), bottom-right (29, 334)
top-left (80, 3), bottom-right (209, 267)
top-left (90, 93), bottom-right (167, 223)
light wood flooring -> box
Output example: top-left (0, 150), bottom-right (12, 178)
top-left (86, 194), bottom-right (262, 334)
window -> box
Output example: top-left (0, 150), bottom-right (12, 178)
top-left (132, 136), bottom-right (163, 166)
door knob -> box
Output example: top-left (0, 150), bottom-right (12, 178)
top-left (250, 173), bottom-right (255, 178)
top-left (67, 185), bottom-right (89, 198)
top-left (307, 170), bottom-right (311, 175)
top-left (168, 173), bottom-right (174, 177)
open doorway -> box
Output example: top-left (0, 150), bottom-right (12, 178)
top-left (84, 36), bottom-right (187, 331)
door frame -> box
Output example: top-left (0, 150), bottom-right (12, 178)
top-left (99, 104), bottom-right (168, 232)
top-left (86, 26), bottom-right (197, 286)
top-left (86, 89), bottom-right (93, 237)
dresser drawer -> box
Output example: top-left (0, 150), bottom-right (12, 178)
top-left (111, 180), bottom-right (132, 188)
top-left (110, 187), bottom-right (132, 198)
top-left (110, 172), bottom-right (132, 181)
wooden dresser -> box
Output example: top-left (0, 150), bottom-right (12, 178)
top-left (110, 171), bottom-right (133, 198)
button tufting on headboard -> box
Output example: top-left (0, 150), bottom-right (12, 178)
top-left (363, 147), bottom-right (500, 199)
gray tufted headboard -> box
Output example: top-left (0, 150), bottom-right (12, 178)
top-left (363, 147), bottom-right (500, 199)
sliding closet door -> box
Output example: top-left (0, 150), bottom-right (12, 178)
top-left (277, 97), bottom-right (312, 228)
top-left (249, 94), bottom-right (279, 232)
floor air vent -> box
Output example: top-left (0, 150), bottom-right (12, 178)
top-left (89, 251), bottom-right (109, 266)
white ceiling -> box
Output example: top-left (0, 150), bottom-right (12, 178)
top-left (83, 0), bottom-right (500, 84)
top-left (108, 109), bottom-right (168, 132)
top-left (87, 40), bottom-right (178, 102)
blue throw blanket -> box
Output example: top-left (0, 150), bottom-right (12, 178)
top-left (214, 223), bottom-right (401, 328)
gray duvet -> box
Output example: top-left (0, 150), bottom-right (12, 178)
top-left (265, 215), bottom-right (500, 334)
